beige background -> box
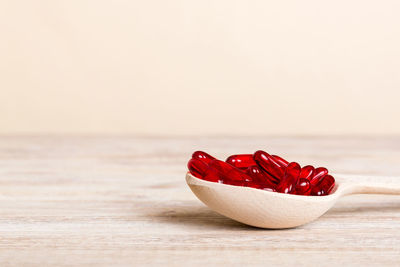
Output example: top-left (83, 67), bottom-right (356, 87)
top-left (1, 0), bottom-right (399, 135)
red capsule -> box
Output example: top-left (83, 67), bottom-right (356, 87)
top-left (300, 165), bottom-right (315, 180)
top-left (192, 151), bottom-right (215, 165)
top-left (310, 188), bottom-right (326, 196)
top-left (253, 150), bottom-right (285, 181)
top-left (226, 154), bottom-right (256, 169)
top-left (295, 178), bottom-right (311, 195)
top-left (245, 165), bottom-right (277, 189)
top-left (202, 167), bottom-right (222, 183)
top-left (187, 158), bottom-right (209, 179)
top-left (271, 155), bottom-right (289, 168)
top-left (310, 167), bottom-right (328, 185)
top-left (276, 162), bottom-right (301, 194)
top-left (208, 159), bottom-right (252, 185)
top-left (317, 174), bottom-right (335, 194)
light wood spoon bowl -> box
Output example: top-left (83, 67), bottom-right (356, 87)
top-left (186, 172), bottom-right (400, 229)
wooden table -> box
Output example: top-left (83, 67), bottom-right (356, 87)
top-left (0, 136), bottom-right (399, 266)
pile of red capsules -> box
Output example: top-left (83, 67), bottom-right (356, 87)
top-left (187, 150), bottom-right (335, 196)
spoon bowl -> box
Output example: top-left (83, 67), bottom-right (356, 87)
top-left (186, 172), bottom-right (400, 229)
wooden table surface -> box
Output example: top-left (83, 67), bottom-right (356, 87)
top-left (0, 136), bottom-right (400, 266)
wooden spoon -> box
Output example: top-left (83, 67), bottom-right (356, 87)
top-left (186, 172), bottom-right (400, 229)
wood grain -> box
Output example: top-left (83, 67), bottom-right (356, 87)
top-left (0, 136), bottom-right (400, 266)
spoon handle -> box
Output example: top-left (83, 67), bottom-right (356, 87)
top-left (335, 174), bottom-right (400, 196)
top-left (346, 182), bottom-right (400, 195)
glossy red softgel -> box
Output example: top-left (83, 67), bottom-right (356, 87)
top-left (226, 154), bottom-right (255, 169)
top-left (187, 150), bottom-right (335, 196)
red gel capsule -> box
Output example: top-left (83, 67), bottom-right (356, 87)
top-left (208, 159), bottom-right (252, 185)
top-left (310, 188), bottom-right (326, 196)
top-left (276, 162), bottom-right (301, 194)
top-left (300, 165), bottom-right (315, 180)
top-left (310, 167), bottom-right (328, 185)
top-left (246, 165), bottom-right (277, 189)
top-left (317, 174), bottom-right (335, 194)
top-left (192, 151), bottom-right (215, 165)
top-left (253, 150), bottom-right (285, 181)
top-left (187, 158), bottom-right (209, 179)
top-left (202, 167), bottom-right (222, 183)
top-left (271, 155), bottom-right (289, 168)
top-left (295, 178), bottom-right (311, 195)
top-left (226, 154), bottom-right (256, 169)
